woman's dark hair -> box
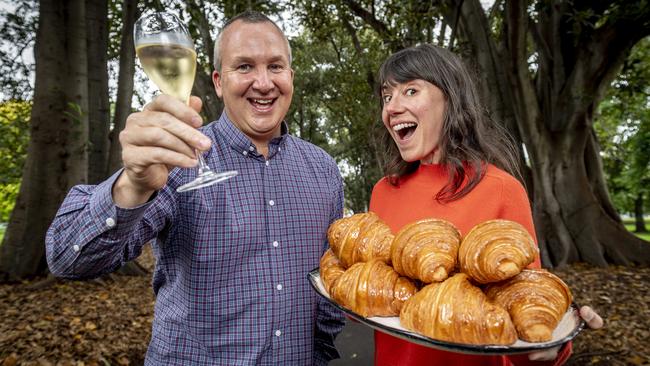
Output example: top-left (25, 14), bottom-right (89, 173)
top-left (377, 44), bottom-right (521, 202)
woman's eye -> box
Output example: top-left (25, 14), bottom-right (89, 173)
top-left (405, 88), bottom-right (417, 96)
top-left (382, 95), bottom-right (392, 103)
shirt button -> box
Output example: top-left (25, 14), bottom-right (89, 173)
top-left (265, 160), bottom-right (270, 167)
top-left (276, 284), bottom-right (283, 291)
top-left (278, 147), bottom-right (282, 152)
top-left (105, 217), bottom-right (116, 228)
top-left (268, 200), bottom-right (275, 206)
top-left (275, 330), bottom-right (282, 337)
top-left (242, 150), bottom-right (248, 156)
top-left (249, 146), bottom-right (255, 151)
top-left (72, 244), bottom-right (80, 252)
top-left (272, 241), bottom-right (279, 247)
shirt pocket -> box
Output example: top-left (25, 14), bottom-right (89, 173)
top-left (175, 182), bottom-right (245, 264)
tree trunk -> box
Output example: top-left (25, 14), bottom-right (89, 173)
top-left (188, 0), bottom-right (223, 122)
top-left (0, 0), bottom-right (89, 281)
top-left (448, 0), bottom-right (650, 267)
top-left (193, 70), bottom-right (222, 122)
top-left (87, 0), bottom-right (110, 183)
top-left (108, 0), bottom-right (138, 174)
top-left (634, 194), bottom-right (647, 233)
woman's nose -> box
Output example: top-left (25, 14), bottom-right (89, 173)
top-left (384, 95), bottom-right (404, 115)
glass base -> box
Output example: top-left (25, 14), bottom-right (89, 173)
top-left (176, 170), bottom-right (238, 192)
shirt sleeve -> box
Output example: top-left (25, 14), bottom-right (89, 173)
top-left (314, 162), bottom-right (345, 365)
top-left (45, 170), bottom-right (170, 279)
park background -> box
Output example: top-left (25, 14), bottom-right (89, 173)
top-left (0, 0), bottom-right (648, 364)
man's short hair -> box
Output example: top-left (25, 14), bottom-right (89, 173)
top-left (213, 11), bottom-right (292, 71)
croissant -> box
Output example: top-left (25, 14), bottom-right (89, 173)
top-left (459, 219), bottom-right (538, 284)
top-left (485, 269), bottom-right (573, 342)
top-left (319, 249), bottom-right (346, 294)
top-left (327, 212), bottom-right (394, 268)
top-left (400, 273), bottom-right (517, 345)
top-left (391, 218), bottom-right (461, 283)
top-left (329, 259), bottom-right (418, 317)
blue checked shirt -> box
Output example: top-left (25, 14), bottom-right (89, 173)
top-left (46, 113), bottom-right (345, 365)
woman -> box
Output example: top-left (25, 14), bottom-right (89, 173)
top-left (370, 44), bottom-right (603, 366)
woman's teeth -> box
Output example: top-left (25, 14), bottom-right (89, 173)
top-left (392, 122), bottom-right (417, 132)
top-left (393, 122), bottom-right (417, 140)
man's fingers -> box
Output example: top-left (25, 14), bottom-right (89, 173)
top-left (123, 145), bottom-right (198, 170)
top-left (143, 94), bottom-right (203, 128)
top-left (580, 306), bottom-right (604, 329)
top-left (124, 111), bottom-right (211, 151)
top-left (127, 125), bottom-right (197, 158)
top-left (189, 95), bottom-right (203, 114)
top-left (528, 346), bottom-right (560, 361)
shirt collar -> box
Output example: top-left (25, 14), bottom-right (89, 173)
top-left (215, 112), bottom-right (288, 158)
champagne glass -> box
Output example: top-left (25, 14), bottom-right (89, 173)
top-left (134, 12), bottom-right (237, 192)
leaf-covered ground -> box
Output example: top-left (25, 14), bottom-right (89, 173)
top-left (1, 246), bottom-right (648, 365)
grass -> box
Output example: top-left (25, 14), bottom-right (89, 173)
top-left (624, 222), bottom-right (650, 241)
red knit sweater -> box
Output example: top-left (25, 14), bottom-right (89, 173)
top-left (369, 163), bottom-right (571, 366)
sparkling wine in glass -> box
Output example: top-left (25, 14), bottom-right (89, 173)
top-left (134, 12), bottom-right (237, 192)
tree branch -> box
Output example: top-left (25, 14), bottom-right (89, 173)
top-left (560, 4), bottom-right (650, 131)
top-left (342, 0), bottom-right (400, 50)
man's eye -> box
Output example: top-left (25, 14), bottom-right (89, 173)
top-left (382, 95), bottom-right (392, 103)
top-left (269, 64), bottom-right (284, 72)
top-left (237, 64), bottom-right (252, 72)
top-left (405, 88), bottom-right (417, 96)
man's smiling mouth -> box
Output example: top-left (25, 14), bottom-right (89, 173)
top-left (249, 98), bottom-right (276, 111)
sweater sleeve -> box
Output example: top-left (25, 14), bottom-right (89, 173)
top-left (500, 176), bottom-right (572, 365)
top-left (506, 342), bottom-right (573, 366)
top-left (498, 176), bottom-right (541, 269)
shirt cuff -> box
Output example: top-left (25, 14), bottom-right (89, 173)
top-left (88, 169), bottom-right (155, 242)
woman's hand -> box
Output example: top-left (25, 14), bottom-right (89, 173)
top-left (527, 306), bottom-right (603, 361)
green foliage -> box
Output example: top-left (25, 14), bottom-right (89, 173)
top-left (0, 0), bottom-right (37, 101)
top-left (0, 184), bottom-right (20, 222)
top-left (287, 17), bottom-right (388, 212)
top-left (595, 37), bottom-right (650, 215)
top-left (0, 100), bottom-right (30, 221)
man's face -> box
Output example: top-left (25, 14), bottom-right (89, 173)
top-left (213, 20), bottom-right (294, 147)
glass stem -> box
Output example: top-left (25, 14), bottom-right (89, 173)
top-left (195, 149), bottom-right (211, 175)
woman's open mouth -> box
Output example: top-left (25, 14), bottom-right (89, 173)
top-left (393, 122), bottom-right (417, 141)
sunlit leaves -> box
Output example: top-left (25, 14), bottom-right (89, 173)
top-left (0, 100), bottom-right (30, 221)
top-left (595, 37), bottom-right (650, 214)
top-left (0, 0), bottom-right (37, 100)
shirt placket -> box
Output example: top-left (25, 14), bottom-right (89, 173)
top-left (263, 146), bottom-right (285, 363)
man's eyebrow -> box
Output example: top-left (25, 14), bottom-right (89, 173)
top-left (230, 55), bottom-right (254, 64)
top-left (229, 55), bottom-right (288, 64)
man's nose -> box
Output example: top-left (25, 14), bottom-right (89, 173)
top-left (252, 68), bottom-right (273, 93)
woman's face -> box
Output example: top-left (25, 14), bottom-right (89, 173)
top-left (381, 79), bottom-right (446, 164)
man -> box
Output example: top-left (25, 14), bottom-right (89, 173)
top-left (46, 11), bottom-right (345, 365)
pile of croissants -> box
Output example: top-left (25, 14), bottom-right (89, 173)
top-left (320, 212), bottom-right (573, 345)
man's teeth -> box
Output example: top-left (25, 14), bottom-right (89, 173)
top-left (392, 122), bottom-right (417, 132)
top-left (253, 99), bottom-right (273, 105)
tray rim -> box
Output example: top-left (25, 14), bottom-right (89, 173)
top-left (308, 268), bottom-right (585, 355)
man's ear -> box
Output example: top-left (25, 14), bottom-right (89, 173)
top-left (212, 70), bottom-right (223, 98)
